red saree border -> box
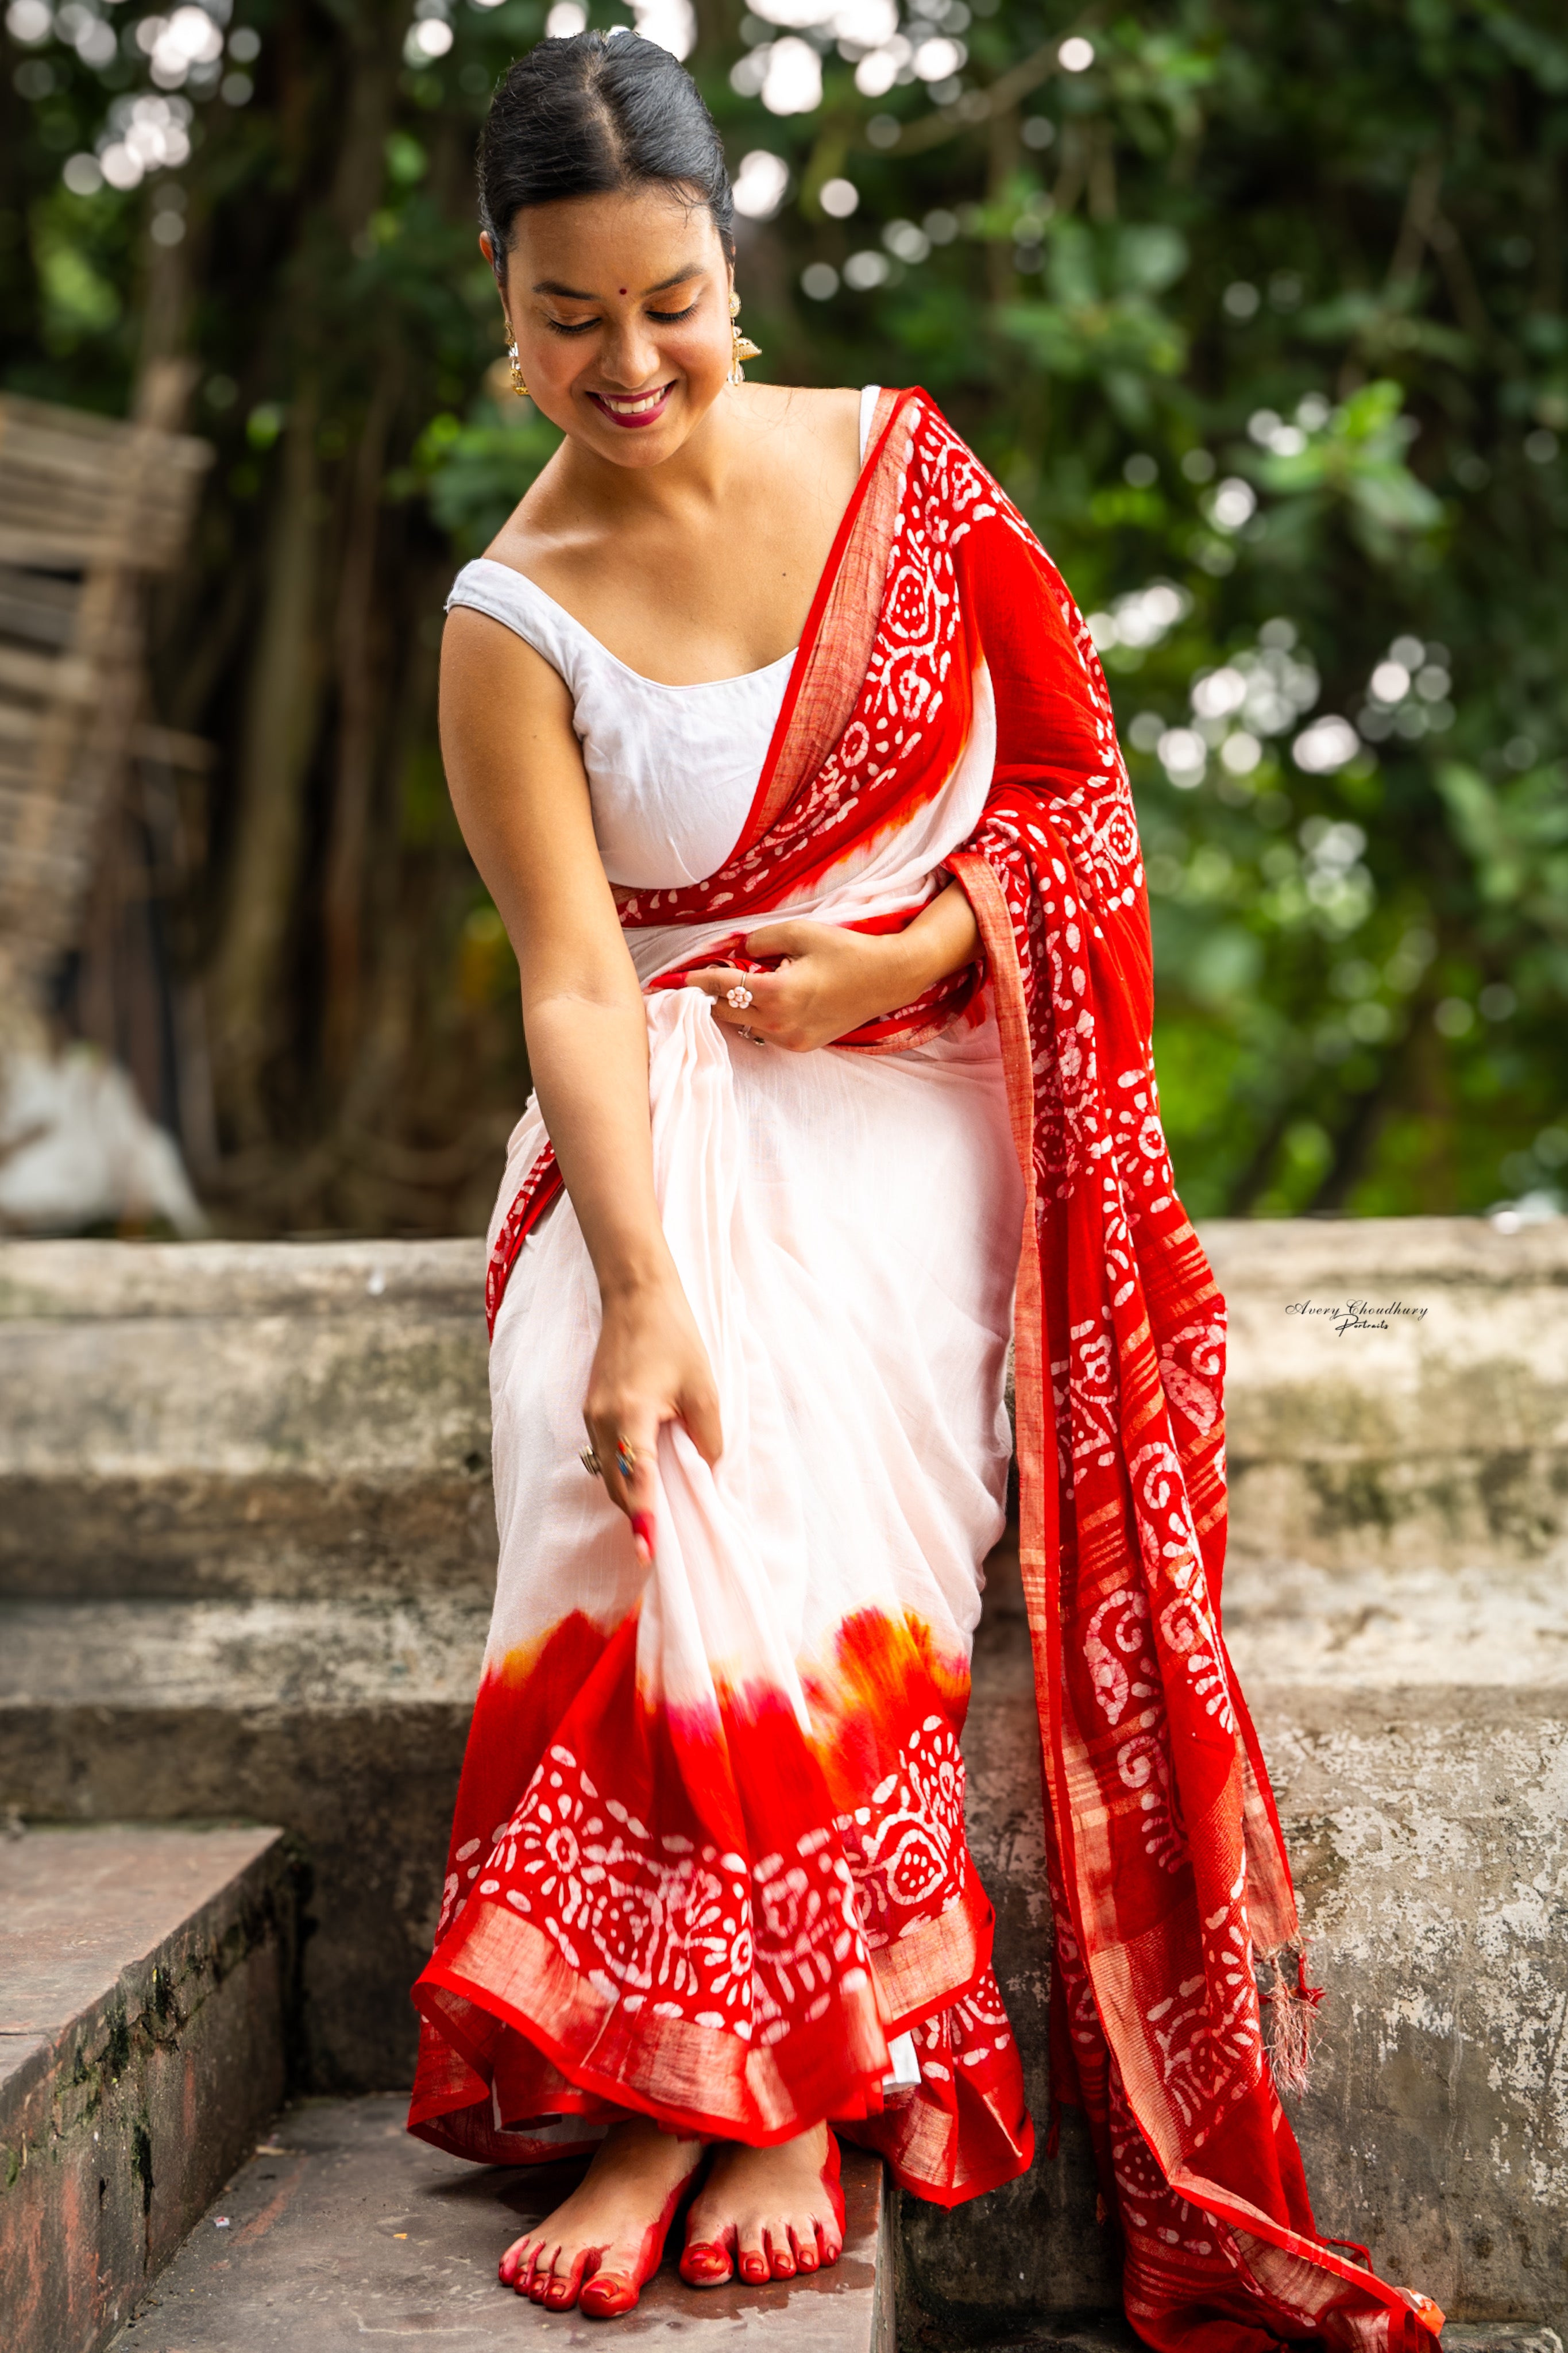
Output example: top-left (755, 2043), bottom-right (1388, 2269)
top-left (738, 384), bottom-right (912, 857)
top-left (416, 1896), bottom-right (891, 2147)
top-left (947, 847), bottom-right (1440, 2351)
top-left (856, 2106), bottom-right (1036, 2213)
top-left (945, 848), bottom-right (1063, 1794)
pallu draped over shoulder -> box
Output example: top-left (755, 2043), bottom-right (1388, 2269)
top-left (409, 388), bottom-right (1443, 2353)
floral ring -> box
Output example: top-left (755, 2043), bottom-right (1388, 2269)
top-left (724, 984), bottom-right (754, 1010)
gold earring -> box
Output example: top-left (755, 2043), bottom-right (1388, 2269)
top-left (506, 331), bottom-right (528, 398)
top-left (728, 287), bottom-right (761, 385)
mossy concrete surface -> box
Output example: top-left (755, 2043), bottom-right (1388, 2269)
top-left (0, 1823), bottom-right (294, 2353)
top-left (2, 1222), bottom-right (1566, 2339)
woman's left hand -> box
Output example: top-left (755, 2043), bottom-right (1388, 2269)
top-left (685, 920), bottom-right (907, 1052)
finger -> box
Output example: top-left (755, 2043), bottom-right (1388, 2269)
top-left (586, 1406), bottom-right (659, 1525)
top-left (685, 970), bottom-right (778, 1029)
top-left (676, 1380), bottom-right (724, 1468)
top-left (683, 967), bottom-right (746, 994)
top-left (743, 920), bottom-right (816, 959)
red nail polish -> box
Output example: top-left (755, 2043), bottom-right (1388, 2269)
top-left (631, 1510), bottom-right (656, 1564)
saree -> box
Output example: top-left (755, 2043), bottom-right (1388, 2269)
top-left (410, 388), bottom-right (1444, 2352)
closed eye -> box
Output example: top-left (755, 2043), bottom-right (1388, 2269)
top-left (647, 300), bottom-right (700, 322)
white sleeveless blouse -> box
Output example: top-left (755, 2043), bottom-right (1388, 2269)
top-left (445, 385), bottom-right (883, 892)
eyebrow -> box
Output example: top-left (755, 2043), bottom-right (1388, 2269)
top-left (531, 266), bottom-right (705, 299)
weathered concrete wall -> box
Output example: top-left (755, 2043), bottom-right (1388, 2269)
top-left (3, 1224), bottom-right (1566, 2335)
top-left (1211, 1217), bottom-right (1568, 1679)
top-left (906, 1219), bottom-right (1568, 2342)
top-left (905, 1558), bottom-right (1568, 2342)
top-left (0, 1824), bottom-right (293, 2353)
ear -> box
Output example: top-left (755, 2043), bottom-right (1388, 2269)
top-left (479, 229), bottom-right (498, 271)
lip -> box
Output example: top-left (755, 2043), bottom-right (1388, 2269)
top-left (586, 381), bottom-right (676, 430)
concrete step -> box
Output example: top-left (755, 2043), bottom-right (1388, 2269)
top-left (6, 1225), bottom-right (1568, 2343)
top-left (0, 1239), bottom-right (495, 1604)
top-left (0, 1822), bottom-right (295, 2353)
top-left (106, 2094), bottom-right (894, 2352)
top-left (0, 1241), bottom-right (492, 2092)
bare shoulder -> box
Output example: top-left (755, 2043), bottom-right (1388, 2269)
top-left (440, 601), bottom-right (573, 731)
top-left (478, 430), bottom-right (600, 581)
top-left (740, 381), bottom-right (862, 464)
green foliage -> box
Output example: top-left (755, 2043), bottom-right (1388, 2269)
top-left (403, 397), bottom-right (564, 555)
top-left (2, 0), bottom-right (1565, 1225)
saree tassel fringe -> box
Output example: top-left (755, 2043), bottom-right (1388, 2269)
top-left (1261, 1945), bottom-right (1326, 2101)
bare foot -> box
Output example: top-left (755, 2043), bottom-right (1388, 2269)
top-left (499, 2117), bottom-right (705, 2315)
top-left (680, 2123), bottom-right (843, 2286)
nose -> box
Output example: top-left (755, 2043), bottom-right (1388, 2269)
top-left (596, 310), bottom-right (665, 390)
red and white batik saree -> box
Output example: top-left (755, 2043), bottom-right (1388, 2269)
top-left (409, 388), bottom-right (1443, 2352)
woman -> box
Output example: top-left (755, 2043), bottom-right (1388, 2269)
top-left (410, 32), bottom-right (1442, 2351)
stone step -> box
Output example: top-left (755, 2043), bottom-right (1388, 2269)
top-left (106, 2094), bottom-right (894, 2353)
top-left (5, 1220), bottom-right (1568, 1611)
top-left (0, 1238), bottom-right (495, 1604)
top-left (0, 1679), bottom-right (471, 2094)
top-left (6, 1227), bottom-right (1568, 2344)
top-left (0, 1822), bottom-right (295, 2353)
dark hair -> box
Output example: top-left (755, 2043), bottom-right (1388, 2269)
top-left (478, 32), bottom-right (735, 277)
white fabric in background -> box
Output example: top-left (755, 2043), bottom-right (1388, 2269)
top-left (0, 1044), bottom-right (204, 1235)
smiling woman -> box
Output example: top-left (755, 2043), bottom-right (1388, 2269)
top-left (404, 32), bottom-right (1442, 2353)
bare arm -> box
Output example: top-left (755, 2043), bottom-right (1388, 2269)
top-left (440, 607), bottom-right (720, 1551)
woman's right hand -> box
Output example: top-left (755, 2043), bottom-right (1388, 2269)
top-left (584, 1271), bottom-right (723, 1565)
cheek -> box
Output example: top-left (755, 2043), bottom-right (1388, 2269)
top-left (670, 323), bottom-right (734, 391)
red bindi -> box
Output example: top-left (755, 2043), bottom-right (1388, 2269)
top-left (619, 286), bottom-right (627, 295)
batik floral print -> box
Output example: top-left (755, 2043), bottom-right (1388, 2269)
top-left (412, 1604), bottom-right (1026, 2202)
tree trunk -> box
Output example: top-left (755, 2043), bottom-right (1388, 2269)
top-left (208, 380), bottom-right (325, 1142)
top-left (322, 368), bottom-right (397, 1081)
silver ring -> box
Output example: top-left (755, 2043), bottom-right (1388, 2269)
top-left (736, 1025), bottom-right (765, 1044)
top-left (581, 1446), bottom-right (602, 1478)
top-left (725, 984), bottom-right (754, 1009)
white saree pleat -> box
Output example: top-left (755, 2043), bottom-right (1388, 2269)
top-left (487, 981), bottom-right (1023, 1719)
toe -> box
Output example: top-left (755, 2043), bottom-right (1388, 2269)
top-left (679, 2223), bottom-right (734, 2288)
top-left (544, 2250), bottom-right (588, 2310)
top-left (791, 2223), bottom-right (818, 2274)
top-left (768, 2224), bottom-right (795, 2280)
top-left (499, 2234), bottom-right (528, 2288)
top-left (528, 2243), bottom-right (560, 2304)
top-left (737, 2221), bottom-right (770, 2285)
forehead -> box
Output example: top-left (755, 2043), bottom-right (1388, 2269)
top-left (507, 185), bottom-right (720, 287)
